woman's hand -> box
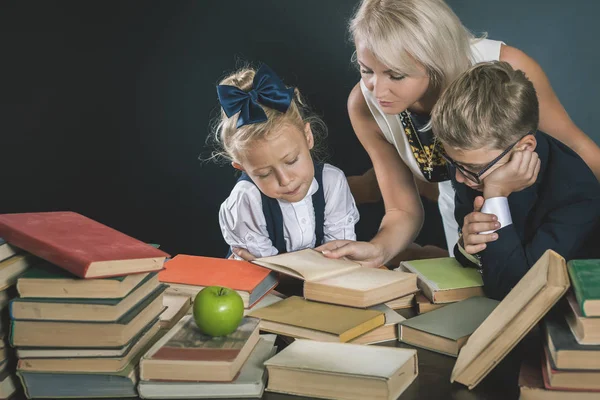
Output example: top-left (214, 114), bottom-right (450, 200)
top-left (461, 196), bottom-right (499, 254)
top-left (315, 240), bottom-right (385, 269)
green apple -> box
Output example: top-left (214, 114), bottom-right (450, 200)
top-left (193, 286), bottom-right (244, 337)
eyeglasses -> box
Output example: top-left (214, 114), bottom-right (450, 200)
top-left (441, 132), bottom-right (535, 185)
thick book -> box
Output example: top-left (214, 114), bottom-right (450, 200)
top-left (16, 319), bottom-right (161, 373)
top-left (0, 254), bottom-right (38, 291)
top-left (16, 261), bottom-right (151, 299)
top-left (415, 292), bottom-right (450, 314)
top-left (564, 292), bottom-right (600, 344)
top-left (253, 249), bottom-right (417, 308)
top-left (399, 296), bottom-right (499, 357)
top-left (542, 344), bottom-right (600, 391)
top-left (519, 345), bottom-right (598, 400)
top-left (544, 311), bottom-right (600, 370)
top-left (0, 239), bottom-right (18, 263)
top-left (567, 259), bottom-right (600, 317)
top-left (384, 293), bottom-right (415, 310)
top-left (265, 339), bottom-right (418, 400)
top-left (451, 250), bottom-right (570, 389)
top-left (159, 294), bottom-right (192, 330)
top-left (10, 272), bottom-right (160, 321)
top-left (137, 334), bottom-right (277, 399)
top-left (139, 315), bottom-right (260, 382)
top-left (17, 367), bottom-right (138, 398)
top-left (159, 254), bottom-right (278, 308)
top-left (349, 304), bottom-right (405, 345)
top-left (398, 257), bottom-right (484, 303)
top-left (10, 284), bottom-right (167, 348)
top-left (248, 296), bottom-right (385, 343)
top-left (0, 211), bottom-right (169, 278)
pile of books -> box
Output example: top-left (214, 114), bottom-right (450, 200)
top-left (0, 211), bottom-right (170, 399)
top-left (520, 258), bottom-right (600, 399)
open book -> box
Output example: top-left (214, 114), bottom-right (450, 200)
top-left (253, 249), bottom-right (417, 308)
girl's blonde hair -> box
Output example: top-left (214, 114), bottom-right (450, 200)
top-left (210, 66), bottom-right (327, 163)
top-left (350, 0), bottom-right (479, 91)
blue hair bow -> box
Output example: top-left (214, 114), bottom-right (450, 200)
top-left (217, 64), bottom-right (295, 128)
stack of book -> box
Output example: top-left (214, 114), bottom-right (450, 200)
top-left (138, 315), bottom-right (277, 399)
top-left (519, 259), bottom-right (600, 398)
top-left (0, 239), bottom-right (38, 399)
top-left (0, 211), bottom-right (170, 399)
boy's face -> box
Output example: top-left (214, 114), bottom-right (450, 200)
top-left (233, 123), bottom-right (315, 203)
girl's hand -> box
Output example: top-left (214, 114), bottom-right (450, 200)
top-left (231, 247), bottom-right (257, 261)
top-left (315, 240), bottom-right (385, 269)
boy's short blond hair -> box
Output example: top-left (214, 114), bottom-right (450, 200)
top-left (431, 61), bottom-right (539, 150)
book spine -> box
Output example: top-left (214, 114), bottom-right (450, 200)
top-left (0, 222), bottom-right (90, 278)
top-left (567, 265), bottom-right (588, 317)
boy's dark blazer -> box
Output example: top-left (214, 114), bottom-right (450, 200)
top-left (452, 131), bottom-right (600, 300)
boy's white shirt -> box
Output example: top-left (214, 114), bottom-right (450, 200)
top-left (480, 197), bottom-right (513, 234)
top-left (219, 163), bottom-right (359, 258)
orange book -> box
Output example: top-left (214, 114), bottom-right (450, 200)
top-left (158, 255), bottom-right (278, 308)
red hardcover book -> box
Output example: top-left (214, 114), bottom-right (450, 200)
top-left (0, 212), bottom-right (169, 278)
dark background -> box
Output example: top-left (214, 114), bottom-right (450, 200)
top-left (1, 0), bottom-right (598, 258)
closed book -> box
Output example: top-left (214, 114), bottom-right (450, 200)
top-left (10, 284), bottom-right (167, 348)
top-left (0, 239), bottom-right (18, 263)
top-left (564, 292), bottom-right (600, 344)
top-left (349, 304), bottom-right (405, 345)
top-left (384, 293), bottom-right (415, 310)
top-left (519, 345), bottom-right (599, 400)
top-left (544, 311), bottom-right (600, 370)
top-left (0, 254), bottom-right (38, 292)
top-left (451, 250), bottom-right (570, 389)
top-left (253, 249), bottom-right (417, 308)
top-left (399, 296), bottom-right (499, 357)
top-left (16, 319), bottom-right (161, 373)
top-left (17, 367), bottom-right (138, 398)
top-left (159, 294), bottom-right (192, 330)
top-left (16, 261), bottom-right (151, 299)
top-left (415, 292), bottom-right (450, 314)
top-left (137, 334), bottom-right (277, 399)
top-left (0, 211), bottom-right (169, 278)
top-left (159, 255), bottom-right (278, 308)
top-left (567, 259), bottom-right (600, 317)
top-left (542, 344), bottom-right (600, 391)
top-left (248, 296), bottom-right (384, 343)
top-left (264, 340), bottom-right (418, 400)
top-left (10, 272), bottom-right (160, 321)
top-left (140, 316), bottom-right (260, 382)
top-left (398, 257), bottom-right (484, 304)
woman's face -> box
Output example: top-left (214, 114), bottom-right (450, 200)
top-left (355, 39), bottom-right (431, 115)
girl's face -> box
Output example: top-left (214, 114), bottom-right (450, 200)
top-left (233, 123), bottom-right (315, 203)
top-left (355, 39), bottom-right (432, 115)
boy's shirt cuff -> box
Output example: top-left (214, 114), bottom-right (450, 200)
top-left (480, 196), bottom-right (512, 234)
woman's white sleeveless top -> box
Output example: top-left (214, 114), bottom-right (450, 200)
top-left (359, 38), bottom-right (504, 252)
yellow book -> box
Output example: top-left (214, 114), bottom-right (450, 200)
top-left (248, 296), bottom-right (384, 343)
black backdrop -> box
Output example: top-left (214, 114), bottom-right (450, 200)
top-left (2, 0), bottom-right (598, 258)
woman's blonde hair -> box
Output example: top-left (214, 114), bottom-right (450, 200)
top-left (210, 66), bottom-right (327, 163)
top-left (350, 0), bottom-right (479, 91)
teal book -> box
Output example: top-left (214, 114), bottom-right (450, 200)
top-left (399, 296), bottom-right (499, 357)
top-left (16, 261), bottom-right (151, 299)
top-left (10, 272), bottom-right (159, 322)
top-left (399, 257), bottom-right (484, 303)
top-left (567, 259), bottom-right (600, 317)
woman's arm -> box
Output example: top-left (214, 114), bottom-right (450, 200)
top-left (318, 84), bottom-right (424, 267)
top-left (501, 45), bottom-right (600, 180)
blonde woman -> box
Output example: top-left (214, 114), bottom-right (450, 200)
top-left (318, 0), bottom-right (600, 268)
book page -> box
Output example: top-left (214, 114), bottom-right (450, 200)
top-left (253, 249), bottom-right (359, 282)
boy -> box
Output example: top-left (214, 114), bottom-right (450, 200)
top-left (431, 61), bottom-right (600, 300)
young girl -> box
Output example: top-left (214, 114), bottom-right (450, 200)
top-left (213, 64), bottom-right (359, 259)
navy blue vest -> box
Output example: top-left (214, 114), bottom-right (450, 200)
top-left (227, 163), bottom-right (326, 256)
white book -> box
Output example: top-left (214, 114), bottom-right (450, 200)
top-left (137, 335), bottom-right (277, 399)
top-left (265, 339), bottom-right (418, 400)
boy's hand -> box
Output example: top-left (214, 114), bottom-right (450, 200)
top-left (483, 150), bottom-right (540, 198)
top-left (462, 196), bottom-right (500, 254)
